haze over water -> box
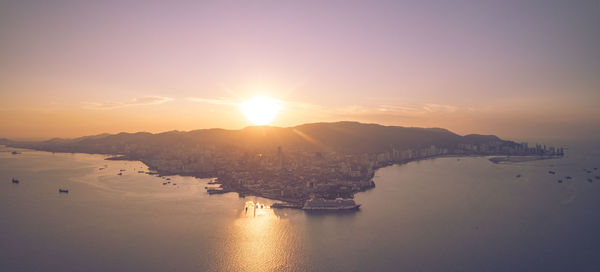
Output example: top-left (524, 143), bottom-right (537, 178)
top-left (1, 1), bottom-right (599, 271)
top-left (2, 142), bottom-right (599, 272)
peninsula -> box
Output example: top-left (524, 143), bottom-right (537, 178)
top-left (0, 121), bottom-right (563, 204)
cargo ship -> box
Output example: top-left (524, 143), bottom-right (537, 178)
top-left (302, 197), bottom-right (360, 211)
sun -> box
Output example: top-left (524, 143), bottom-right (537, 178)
top-left (239, 97), bottom-right (282, 125)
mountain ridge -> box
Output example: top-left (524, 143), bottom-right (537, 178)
top-left (2, 121), bottom-right (556, 203)
top-left (0, 121), bottom-right (513, 155)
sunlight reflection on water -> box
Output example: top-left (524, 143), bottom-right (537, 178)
top-left (2, 145), bottom-right (600, 271)
top-left (216, 200), bottom-right (299, 271)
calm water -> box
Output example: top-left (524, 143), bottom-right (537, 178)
top-left (1, 144), bottom-right (599, 272)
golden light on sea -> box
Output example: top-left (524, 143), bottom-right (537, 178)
top-left (216, 200), bottom-right (301, 271)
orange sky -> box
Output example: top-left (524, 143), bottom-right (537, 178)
top-left (1, 1), bottom-right (599, 142)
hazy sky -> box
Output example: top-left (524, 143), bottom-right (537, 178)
top-left (1, 0), bottom-right (599, 141)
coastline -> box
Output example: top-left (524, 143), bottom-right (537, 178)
top-left (3, 145), bottom-right (565, 205)
top-left (488, 155), bottom-right (563, 164)
top-left (132, 152), bottom-right (559, 204)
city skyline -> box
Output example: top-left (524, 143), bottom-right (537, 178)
top-left (1, 0), bottom-right (599, 141)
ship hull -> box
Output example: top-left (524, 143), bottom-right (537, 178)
top-left (302, 204), bottom-right (361, 211)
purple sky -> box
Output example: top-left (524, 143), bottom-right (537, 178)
top-left (1, 0), bottom-right (599, 141)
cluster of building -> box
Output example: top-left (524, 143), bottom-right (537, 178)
top-left (457, 142), bottom-right (564, 156)
top-left (136, 140), bottom-right (562, 203)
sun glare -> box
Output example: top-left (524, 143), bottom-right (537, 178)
top-left (240, 97), bottom-right (281, 125)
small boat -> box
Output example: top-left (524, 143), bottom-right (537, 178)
top-left (11, 151), bottom-right (20, 155)
top-left (565, 176), bottom-right (572, 180)
top-left (587, 178), bottom-right (593, 183)
top-left (119, 169), bottom-right (126, 172)
top-left (99, 168), bottom-right (104, 170)
top-left (172, 183), bottom-right (177, 185)
top-left (594, 168), bottom-right (598, 170)
top-left (162, 182), bottom-right (167, 185)
top-left (166, 178), bottom-right (171, 181)
top-left (595, 176), bottom-right (600, 180)
top-left (58, 189), bottom-right (69, 193)
top-left (11, 177), bottom-right (19, 184)
top-left (117, 172), bottom-right (123, 176)
top-left (557, 180), bottom-right (563, 183)
top-left (516, 174), bottom-right (521, 178)
top-left (549, 171), bottom-right (556, 174)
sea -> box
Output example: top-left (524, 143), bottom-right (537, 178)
top-left (1, 142), bottom-right (599, 272)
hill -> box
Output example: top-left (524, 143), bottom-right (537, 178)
top-left (1, 121), bottom-right (540, 202)
top-left (2, 121), bottom-right (514, 155)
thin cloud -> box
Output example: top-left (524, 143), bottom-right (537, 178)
top-left (83, 96), bottom-right (173, 110)
top-left (186, 97), bottom-right (238, 106)
top-left (187, 96), bottom-right (464, 119)
top-left (423, 103), bottom-right (458, 113)
top-left (318, 103), bottom-right (466, 121)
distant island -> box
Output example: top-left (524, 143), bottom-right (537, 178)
top-left (0, 121), bottom-right (563, 205)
